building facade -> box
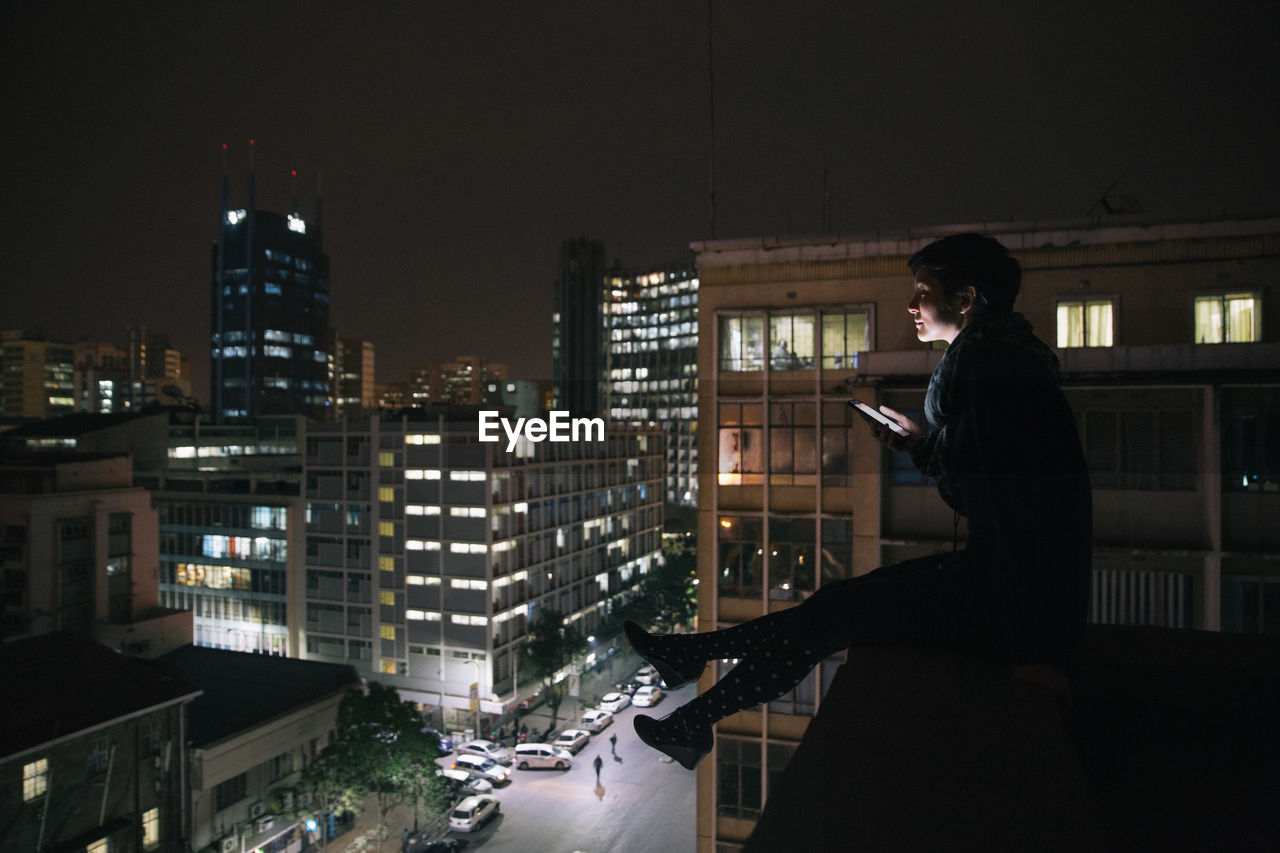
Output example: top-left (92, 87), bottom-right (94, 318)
top-left (331, 333), bottom-right (376, 418)
top-left (553, 237), bottom-right (607, 416)
top-left (0, 633), bottom-right (200, 853)
top-left (211, 172), bottom-right (332, 420)
top-left (1, 331), bottom-right (75, 421)
top-left (300, 408), bottom-right (664, 729)
top-left (605, 259), bottom-right (700, 506)
top-left (691, 216), bottom-right (1280, 849)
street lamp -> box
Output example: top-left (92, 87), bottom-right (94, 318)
top-left (469, 659), bottom-right (482, 740)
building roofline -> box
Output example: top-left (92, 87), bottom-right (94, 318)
top-left (690, 213), bottom-right (1280, 264)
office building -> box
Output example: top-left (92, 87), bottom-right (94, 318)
top-left (690, 216), bottom-right (1280, 847)
top-left (3, 410), bottom-right (303, 655)
top-left (605, 259), bottom-right (700, 506)
top-left (300, 407), bottom-right (663, 731)
top-left (331, 333), bottom-right (376, 417)
top-left (210, 167), bottom-right (332, 420)
top-left (553, 237), bottom-right (606, 415)
top-left (0, 331), bottom-right (75, 421)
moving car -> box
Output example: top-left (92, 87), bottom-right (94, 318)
top-left (422, 727), bottom-right (454, 756)
top-left (456, 739), bottom-right (512, 765)
top-left (598, 691), bottom-right (631, 713)
top-left (635, 665), bottom-right (660, 686)
top-left (451, 754), bottom-right (512, 784)
top-left (614, 679), bottom-right (643, 696)
top-left (513, 743), bottom-right (574, 770)
top-left (552, 728), bottom-right (591, 754)
top-left (633, 685), bottom-right (664, 707)
top-left (580, 709), bottom-right (614, 733)
top-left (438, 766), bottom-right (493, 795)
top-left (449, 795), bottom-right (500, 833)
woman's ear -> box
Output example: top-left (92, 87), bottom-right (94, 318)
top-left (956, 286), bottom-right (977, 315)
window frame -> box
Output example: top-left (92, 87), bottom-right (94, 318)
top-left (1193, 289), bottom-right (1262, 344)
top-left (1054, 295), bottom-right (1118, 348)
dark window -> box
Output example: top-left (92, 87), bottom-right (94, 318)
top-left (214, 772), bottom-right (248, 812)
top-left (718, 516), bottom-right (763, 599)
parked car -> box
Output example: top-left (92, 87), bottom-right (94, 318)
top-left (580, 709), bottom-right (615, 733)
top-left (449, 795), bottom-right (500, 833)
top-left (635, 665), bottom-right (660, 686)
top-left (422, 727), bottom-right (454, 756)
top-left (451, 754), bottom-right (512, 784)
top-left (598, 692), bottom-right (631, 713)
top-left (438, 766), bottom-right (493, 795)
top-left (633, 685), bottom-right (664, 707)
top-left (513, 743), bottom-right (574, 770)
top-left (552, 728), bottom-right (591, 754)
top-left (456, 739), bottom-right (512, 765)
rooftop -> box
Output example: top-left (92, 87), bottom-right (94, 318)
top-left (0, 632), bottom-right (201, 761)
top-left (159, 645), bottom-right (360, 747)
top-left (743, 625), bottom-right (1280, 852)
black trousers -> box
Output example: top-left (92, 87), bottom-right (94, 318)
top-left (670, 551), bottom-right (998, 727)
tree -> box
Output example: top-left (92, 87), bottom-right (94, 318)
top-left (649, 538), bottom-right (698, 629)
top-left (324, 682), bottom-right (448, 853)
top-left (292, 741), bottom-right (364, 851)
top-left (524, 608), bottom-right (586, 734)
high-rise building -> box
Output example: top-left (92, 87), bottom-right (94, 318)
top-left (211, 165), bottom-right (332, 420)
top-left (553, 237), bottom-right (606, 415)
top-left (604, 259), bottom-right (700, 506)
top-left (691, 216), bottom-right (1279, 846)
top-left (0, 331), bottom-right (75, 421)
top-left (299, 407), bottom-right (664, 731)
top-left (332, 333), bottom-right (376, 417)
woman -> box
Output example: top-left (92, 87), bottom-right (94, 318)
top-left (627, 233), bottom-right (1092, 769)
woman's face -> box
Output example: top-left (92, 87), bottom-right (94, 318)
top-left (908, 268), bottom-right (970, 344)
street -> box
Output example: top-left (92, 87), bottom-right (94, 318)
top-left (437, 681), bottom-right (698, 853)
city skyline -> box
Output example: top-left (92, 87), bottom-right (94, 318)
top-left (4, 1), bottom-right (1278, 405)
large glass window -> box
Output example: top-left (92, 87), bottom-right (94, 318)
top-left (718, 516), bottom-right (763, 598)
top-left (820, 517), bottom-right (854, 583)
top-left (1081, 409), bottom-right (1195, 490)
top-left (821, 401), bottom-right (854, 486)
top-left (1222, 563), bottom-right (1280, 636)
top-left (821, 309), bottom-right (871, 368)
top-left (1056, 299), bottom-right (1114, 347)
top-left (1223, 407), bottom-right (1280, 491)
top-left (1195, 292), bottom-right (1260, 343)
top-left (142, 807), bottom-right (160, 850)
top-left (769, 402), bottom-right (816, 485)
top-left (769, 313), bottom-right (816, 370)
top-left (718, 403), bottom-right (764, 486)
top-left (716, 737), bottom-right (762, 819)
top-left (23, 758), bottom-right (48, 801)
top-left (719, 315), bottom-right (765, 371)
top-left (769, 517), bottom-right (815, 601)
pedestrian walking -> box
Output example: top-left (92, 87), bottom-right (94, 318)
top-left (609, 733), bottom-right (617, 755)
top-left (593, 753), bottom-right (603, 784)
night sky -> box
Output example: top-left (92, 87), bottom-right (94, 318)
top-left (4, 1), bottom-right (1277, 404)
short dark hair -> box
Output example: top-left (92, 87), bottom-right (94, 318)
top-left (908, 233), bottom-right (1021, 313)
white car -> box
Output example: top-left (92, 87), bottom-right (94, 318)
top-left (438, 766), bottom-right (493, 795)
top-left (449, 795), bottom-right (500, 833)
top-left (633, 685), bottom-right (664, 707)
top-left (451, 754), bottom-right (511, 784)
top-left (552, 728), bottom-right (592, 754)
top-left (580, 709), bottom-right (614, 733)
top-left (635, 665), bottom-right (660, 686)
top-left (598, 691), bottom-right (631, 713)
top-left (455, 739), bottom-right (512, 765)
top-left (513, 743), bottom-right (574, 770)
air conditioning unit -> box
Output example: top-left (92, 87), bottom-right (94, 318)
top-left (221, 837), bottom-right (237, 853)
top-left (248, 801), bottom-right (267, 819)
top-left (256, 816), bottom-right (274, 834)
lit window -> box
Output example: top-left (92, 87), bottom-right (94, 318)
top-left (379, 452), bottom-right (395, 467)
top-left (381, 625), bottom-right (396, 640)
top-left (405, 434), bottom-right (441, 445)
top-left (143, 807), bottom-right (160, 849)
top-left (407, 609), bottom-right (426, 620)
top-left (820, 308), bottom-right (871, 368)
top-left (448, 470), bottom-right (485, 482)
top-left (769, 312), bottom-right (816, 370)
top-left (23, 758), bottom-right (48, 801)
top-left (1195, 292), bottom-right (1260, 343)
top-left (718, 314), bottom-right (765, 371)
top-left (380, 590), bottom-right (395, 605)
top-left (407, 574), bottom-right (426, 585)
top-left (1057, 299), bottom-right (1115, 348)
top-left (381, 658), bottom-right (396, 674)
top-left (263, 344), bottom-right (292, 358)
top-left (379, 556), bottom-right (394, 573)
top-left (379, 521), bottom-right (394, 537)
top-left (88, 840), bottom-right (108, 853)
top-left (379, 487), bottom-right (394, 503)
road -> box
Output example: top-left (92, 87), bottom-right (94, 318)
top-left (438, 681), bottom-right (698, 853)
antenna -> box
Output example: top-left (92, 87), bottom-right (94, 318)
top-left (1087, 153), bottom-right (1140, 217)
top-left (290, 169), bottom-right (298, 215)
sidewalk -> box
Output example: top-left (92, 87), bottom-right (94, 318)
top-left (318, 792), bottom-right (449, 853)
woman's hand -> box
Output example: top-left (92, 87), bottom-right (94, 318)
top-left (870, 404), bottom-right (922, 451)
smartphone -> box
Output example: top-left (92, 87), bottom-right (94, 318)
top-left (848, 399), bottom-right (911, 437)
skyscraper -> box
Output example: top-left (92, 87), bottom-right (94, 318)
top-left (553, 237), bottom-right (606, 416)
top-left (211, 155), bottom-right (332, 420)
